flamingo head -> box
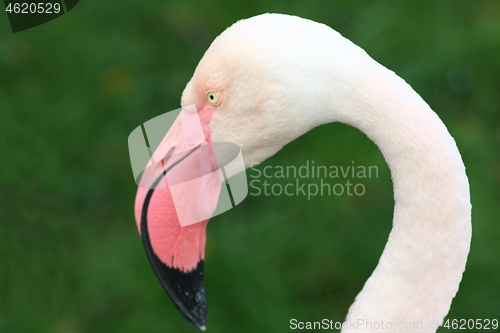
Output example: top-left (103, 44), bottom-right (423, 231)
top-left (180, 13), bottom-right (353, 169)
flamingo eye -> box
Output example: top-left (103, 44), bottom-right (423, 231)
top-left (206, 91), bottom-right (221, 105)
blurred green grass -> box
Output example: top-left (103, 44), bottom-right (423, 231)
top-left (1, 0), bottom-right (499, 332)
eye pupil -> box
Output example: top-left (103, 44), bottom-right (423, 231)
top-left (206, 91), bottom-right (220, 105)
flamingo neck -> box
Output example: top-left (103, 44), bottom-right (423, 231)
top-left (332, 63), bottom-right (471, 332)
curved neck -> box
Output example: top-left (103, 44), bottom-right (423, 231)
top-left (332, 62), bottom-right (471, 332)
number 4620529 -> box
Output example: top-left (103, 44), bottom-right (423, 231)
top-left (443, 319), bottom-right (498, 330)
top-left (5, 2), bottom-right (61, 14)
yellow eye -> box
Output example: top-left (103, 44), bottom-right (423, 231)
top-left (206, 91), bottom-right (221, 105)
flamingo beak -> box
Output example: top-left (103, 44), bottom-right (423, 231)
top-left (131, 105), bottom-right (247, 330)
top-left (139, 145), bottom-right (209, 331)
top-left (131, 105), bottom-right (216, 330)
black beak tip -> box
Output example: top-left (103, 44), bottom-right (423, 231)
top-left (143, 237), bottom-right (209, 330)
top-left (173, 274), bottom-right (208, 330)
top-left (184, 306), bottom-right (208, 331)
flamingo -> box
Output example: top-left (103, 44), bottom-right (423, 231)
top-left (133, 13), bottom-right (471, 332)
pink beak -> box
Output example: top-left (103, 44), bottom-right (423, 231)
top-left (133, 105), bottom-right (221, 330)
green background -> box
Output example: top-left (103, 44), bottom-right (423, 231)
top-left (1, 0), bottom-right (499, 332)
